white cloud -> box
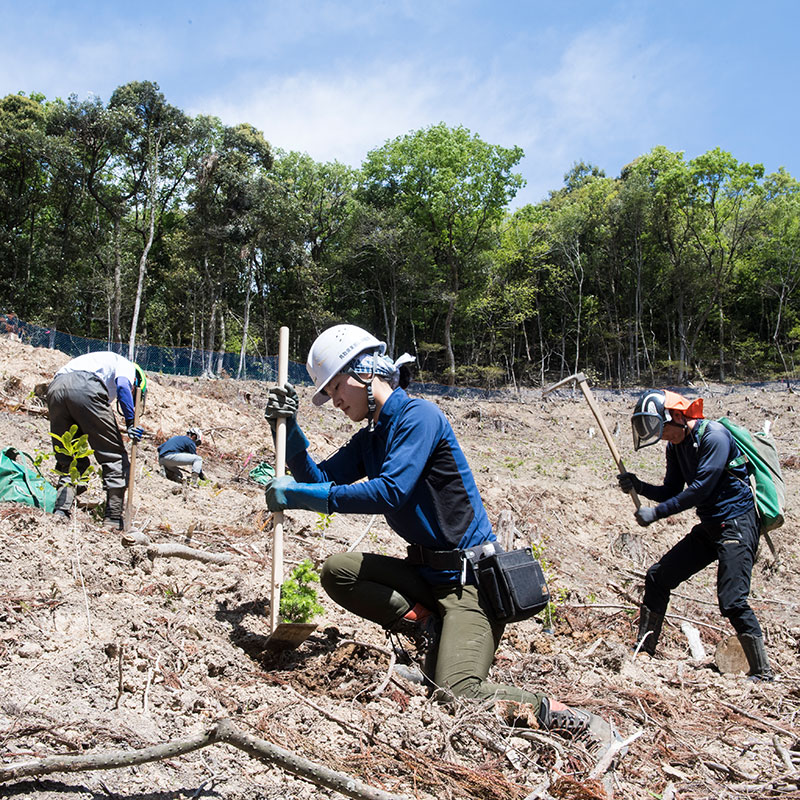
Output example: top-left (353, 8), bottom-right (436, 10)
top-left (196, 61), bottom-right (457, 165)
top-left (196, 19), bottom-right (698, 208)
top-left (0, 6), bottom-right (702, 209)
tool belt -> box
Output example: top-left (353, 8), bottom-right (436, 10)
top-left (406, 540), bottom-right (550, 623)
top-left (406, 543), bottom-right (465, 571)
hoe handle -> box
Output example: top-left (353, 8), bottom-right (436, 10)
top-left (269, 327), bottom-right (289, 633)
top-left (575, 379), bottom-right (641, 510)
top-left (124, 386), bottom-right (143, 531)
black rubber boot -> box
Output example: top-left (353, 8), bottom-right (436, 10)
top-left (635, 605), bottom-right (664, 656)
top-left (739, 633), bottom-right (774, 682)
top-left (103, 488), bottom-right (125, 531)
top-left (54, 483), bottom-right (75, 519)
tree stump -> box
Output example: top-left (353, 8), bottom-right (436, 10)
top-left (714, 634), bottom-right (749, 675)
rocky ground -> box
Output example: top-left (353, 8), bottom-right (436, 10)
top-left (0, 334), bottom-right (799, 800)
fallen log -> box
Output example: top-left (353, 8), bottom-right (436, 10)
top-left (0, 717), bottom-right (412, 800)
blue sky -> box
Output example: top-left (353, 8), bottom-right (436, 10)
top-left (1, 0), bottom-right (797, 207)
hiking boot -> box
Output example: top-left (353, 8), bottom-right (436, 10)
top-left (54, 484), bottom-right (75, 517)
top-left (536, 697), bottom-right (623, 755)
top-left (389, 612), bottom-right (441, 691)
top-left (393, 663), bottom-right (427, 685)
top-left (103, 488), bottom-right (125, 531)
top-left (739, 633), bottom-right (775, 682)
top-left (389, 605), bottom-right (441, 657)
top-left (635, 604), bottom-right (664, 656)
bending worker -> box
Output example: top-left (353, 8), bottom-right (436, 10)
top-left (619, 389), bottom-right (772, 680)
top-left (158, 428), bottom-right (205, 485)
top-left (46, 350), bottom-right (145, 530)
top-left (264, 323), bottom-right (618, 748)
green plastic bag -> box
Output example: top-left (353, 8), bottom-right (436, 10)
top-left (248, 461), bottom-right (276, 486)
top-left (0, 447), bottom-right (58, 512)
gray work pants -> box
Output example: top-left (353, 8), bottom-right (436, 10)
top-left (320, 551), bottom-right (544, 709)
top-left (46, 371), bottom-right (129, 490)
top-left (159, 452), bottom-right (203, 480)
top-left (158, 453), bottom-right (203, 475)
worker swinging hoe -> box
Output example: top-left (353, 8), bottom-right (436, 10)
top-left (542, 372), bottom-right (641, 510)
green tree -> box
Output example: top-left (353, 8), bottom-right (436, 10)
top-left (684, 148), bottom-right (768, 379)
top-left (0, 93), bottom-right (51, 319)
top-left (108, 81), bottom-right (195, 357)
top-left (361, 123), bottom-right (524, 384)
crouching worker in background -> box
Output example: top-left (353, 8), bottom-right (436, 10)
top-left (158, 428), bottom-right (205, 485)
top-left (619, 389), bottom-right (773, 681)
top-left (263, 324), bottom-right (620, 750)
top-left (46, 351), bottom-right (145, 530)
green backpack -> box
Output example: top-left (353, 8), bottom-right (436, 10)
top-left (697, 417), bottom-right (786, 534)
top-left (0, 447), bottom-right (58, 512)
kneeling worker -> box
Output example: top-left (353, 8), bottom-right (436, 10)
top-left (158, 428), bottom-right (205, 485)
top-left (46, 350), bottom-right (145, 529)
top-left (264, 324), bottom-right (620, 750)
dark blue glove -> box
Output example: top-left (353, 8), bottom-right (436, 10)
top-left (618, 472), bottom-right (642, 493)
top-left (265, 476), bottom-right (331, 513)
top-left (635, 506), bottom-right (658, 527)
top-left (126, 425), bottom-right (144, 442)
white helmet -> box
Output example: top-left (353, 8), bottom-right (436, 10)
top-left (187, 427), bottom-right (203, 443)
top-left (306, 324), bottom-right (385, 406)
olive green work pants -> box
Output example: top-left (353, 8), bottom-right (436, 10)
top-left (320, 551), bottom-right (544, 710)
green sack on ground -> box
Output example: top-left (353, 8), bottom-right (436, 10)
top-left (0, 447), bottom-right (58, 512)
top-left (248, 461), bottom-right (276, 486)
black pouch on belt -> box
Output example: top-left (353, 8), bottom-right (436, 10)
top-left (466, 546), bottom-right (550, 623)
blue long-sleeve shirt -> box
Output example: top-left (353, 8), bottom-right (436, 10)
top-left (638, 419), bottom-right (753, 522)
top-left (158, 435), bottom-right (197, 458)
top-left (287, 387), bottom-right (494, 584)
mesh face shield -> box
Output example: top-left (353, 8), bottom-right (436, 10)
top-left (631, 413), bottom-right (664, 450)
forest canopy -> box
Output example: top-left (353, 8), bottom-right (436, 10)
top-left (1, 82), bottom-right (798, 387)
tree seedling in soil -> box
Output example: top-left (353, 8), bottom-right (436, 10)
top-left (50, 425), bottom-right (97, 511)
top-left (504, 456), bottom-right (525, 478)
top-left (314, 512), bottom-right (335, 536)
top-left (279, 559), bottom-right (324, 624)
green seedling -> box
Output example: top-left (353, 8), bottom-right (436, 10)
top-left (50, 425), bottom-right (96, 491)
top-left (32, 446), bottom-right (53, 470)
top-left (314, 512), bottom-right (335, 535)
top-left (279, 559), bottom-right (324, 624)
top-left (504, 456), bottom-right (525, 478)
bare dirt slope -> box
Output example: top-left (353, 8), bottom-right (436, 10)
top-left (0, 334), bottom-right (799, 800)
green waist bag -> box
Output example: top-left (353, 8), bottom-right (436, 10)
top-left (0, 447), bottom-right (58, 512)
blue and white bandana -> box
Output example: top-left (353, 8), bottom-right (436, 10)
top-left (348, 351), bottom-right (415, 389)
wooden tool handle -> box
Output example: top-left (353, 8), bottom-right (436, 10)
top-left (124, 386), bottom-right (143, 531)
top-left (269, 326), bottom-right (289, 633)
top-left (577, 380), bottom-right (641, 510)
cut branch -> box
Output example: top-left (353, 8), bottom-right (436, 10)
top-left (0, 718), bottom-right (412, 800)
top-left (122, 531), bottom-right (233, 565)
